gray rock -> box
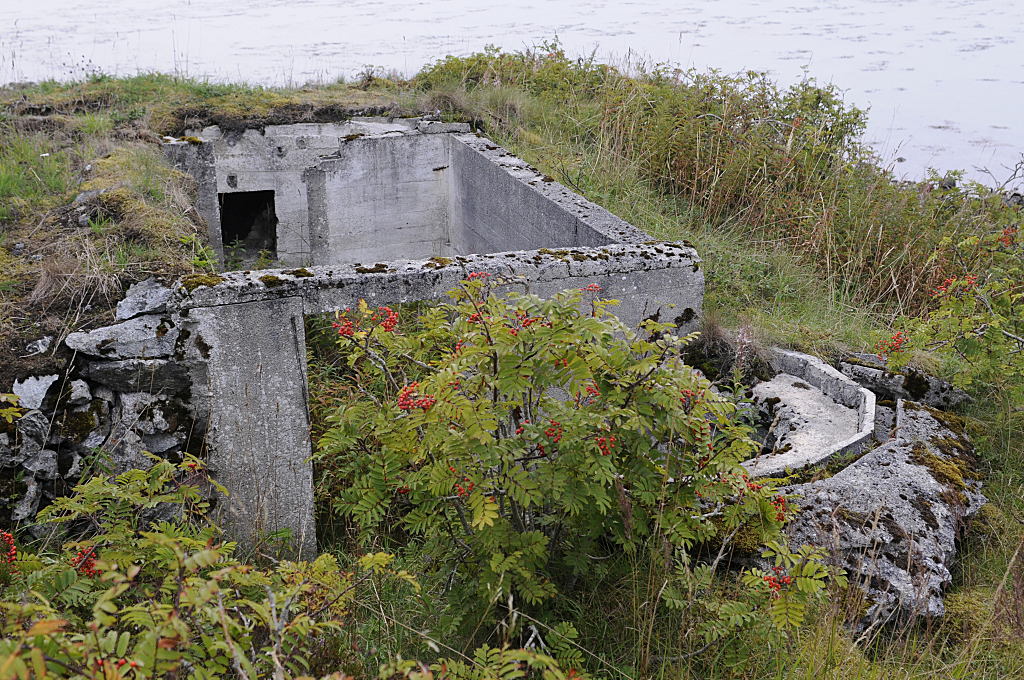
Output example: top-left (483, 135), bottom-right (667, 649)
top-left (60, 399), bottom-right (111, 449)
top-left (68, 379), bottom-right (92, 406)
top-left (73, 188), bottom-right (109, 204)
top-left (12, 374), bottom-right (59, 410)
top-left (84, 358), bottom-right (190, 395)
top-left (102, 428), bottom-right (156, 475)
top-left (23, 335), bottom-right (53, 355)
top-left (117, 392), bottom-right (173, 436)
top-left (784, 400), bottom-right (984, 626)
top-left (840, 354), bottom-right (969, 410)
top-left (12, 480), bottom-right (42, 521)
top-left (65, 314), bottom-right (178, 359)
top-left (80, 399), bottom-right (112, 449)
top-left (116, 278), bottom-right (173, 320)
top-left (15, 410), bottom-right (50, 461)
top-left (142, 432), bottom-right (184, 454)
top-left (22, 448), bottom-right (58, 480)
top-left (873, 402), bottom-right (897, 443)
top-left (0, 432), bottom-right (19, 468)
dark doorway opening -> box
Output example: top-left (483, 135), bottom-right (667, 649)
top-left (219, 190), bottom-right (278, 264)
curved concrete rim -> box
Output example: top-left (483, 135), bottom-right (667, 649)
top-left (743, 348), bottom-right (876, 478)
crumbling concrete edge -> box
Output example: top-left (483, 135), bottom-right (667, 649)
top-left (451, 133), bottom-right (652, 246)
top-left (170, 242), bottom-right (702, 318)
top-left (744, 348), bottom-right (876, 477)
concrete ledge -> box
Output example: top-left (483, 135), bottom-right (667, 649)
top-left (743, 349), bottom-right (876, 477)
top-left (171, 242), bottom-right (703, 332)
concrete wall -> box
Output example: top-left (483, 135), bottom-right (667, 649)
top-left (448, 134), bottom-right (650, 253)
top-left (170, 119), bottom-right (419, 265)
top-left (305, 133), bottom-right (450, 266)
top-left (168, 121), bottom-right (654, 269)
top-left (188, 297), bottom-right (316, 556)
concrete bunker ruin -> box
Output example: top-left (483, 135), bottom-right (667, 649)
top-left (0, 119), bottom-right (984, 625)
top-left (155, 121), bottom-right (705, 555)
top-left (166, 119), bottom-right (648, 268)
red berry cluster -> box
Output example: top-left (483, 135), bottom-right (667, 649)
top-left (596, 435), bottom-right (617, 456)
top-left (514, 418), bottom-right (531, 435)
top-left (875, 331), bottom-right (909, 358)
top-left (581, 283), bottom-right (602, 292)
top-left (578, 381), bottom-right (600, 406)
top-left (449, 467), bottom-right (475, 497)
top-left (544, 420), bottom-right (563, 444)
top-left (554, 357), bottom-right (568, 368)
top-left (333, 316), bottom-right (356, 337)
top-left (998, 226), bottom-right (1017, 247)
top-left (371, 306), bottom-right (399, 332)
top-left (770, 495), bottom-right (788, 522)
top-left (95, 659), bottom-right (138, 670)
top-left (763, 566), bottom-right (792, 598)
top-left (397, 382), bottom-right (436, 411)
top-left (72, 547), bottom-right (101, 577)
top-left (1, 531), bottom-right (15, 564)
top-left (467, 271), bottom-right (490, 280)
top-left (679, 388), bottom-right (701, 410)
top-left (932, 274), bottom-right (978, 297)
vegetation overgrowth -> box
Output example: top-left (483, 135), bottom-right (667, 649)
top-left (0, 43), bottom-right (1022, 678)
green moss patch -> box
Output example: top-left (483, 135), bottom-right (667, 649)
top-left (180, 274), bottom-right (225, 292)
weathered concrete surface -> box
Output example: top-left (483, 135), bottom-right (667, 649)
top-left (784, 400), bottom-right (985, 625)
top-left (186, 297), bottom-right (317, 557)
top-left (306, 133), bottom-right (451, 265)
top-left (168, 121), bottom-right (653, 269)
top-left (743, 349), bottom-right (875, 477)
top-left (448, 134), bottom-right (650, 253)
top-left (169, 120), bottom-right (422, 265)
top-left (746, 373), bottom-right (861, 478)
top-left (172, 242), bottom-right (703, 333)
top-left (839, 353), bottom-right (970, 410)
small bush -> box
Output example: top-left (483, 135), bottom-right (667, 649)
top-left (315, 279), bottom-right (836, 647)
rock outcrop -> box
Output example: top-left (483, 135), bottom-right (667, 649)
top-left (784, 400), bottom-right (984, 625)
top-left (1, 278), bottom-right (203, 529)
top-left (839, 353), bottom-right (969, 410)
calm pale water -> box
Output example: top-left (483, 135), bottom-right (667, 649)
top-left (2, 0), bottom-right (1022, 186)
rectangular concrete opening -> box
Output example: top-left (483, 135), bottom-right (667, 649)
top-left (219, 190), bottom-right (278, 261)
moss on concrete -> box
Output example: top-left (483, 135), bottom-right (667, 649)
top-left (180, 274), bottom-right (226, 292)
top-left (259, 274), bottom-right (286, 287)
top-left (909, 441), bottom-right (978, 490)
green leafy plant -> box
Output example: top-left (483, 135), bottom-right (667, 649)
top-left (888, 221), bottom-right (1023, 401)
top-left (0, 455), bottom-right (415, 678)
top-left (315, 278), bottom-right (834, 644)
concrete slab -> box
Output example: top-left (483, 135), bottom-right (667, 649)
top-left (746, 373), bottom-right (860, 477)
top-left (743, 349), bottom-right (876, 477)
top-left (189, 297), bottom-right (316, 558)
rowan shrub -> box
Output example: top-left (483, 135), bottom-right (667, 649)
top-left (315, 278), bottom-right (836, 643)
